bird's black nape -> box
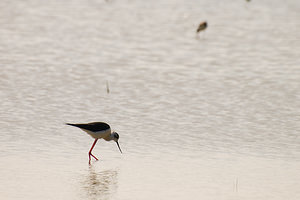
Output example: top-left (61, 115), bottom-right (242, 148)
top-left (113, 132), bottom-right (119, 139)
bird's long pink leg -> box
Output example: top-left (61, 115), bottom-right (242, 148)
top-left (88, 139), bottom-right (99, 164)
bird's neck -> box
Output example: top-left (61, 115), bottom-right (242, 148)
top-left (103, 134), bottom-right (113, 141)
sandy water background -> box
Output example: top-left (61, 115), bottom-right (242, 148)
top-left (0, 0), bottom-right (299, 199)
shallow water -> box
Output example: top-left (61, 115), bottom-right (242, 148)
top-left (0, 0), bottom-right (300, 199)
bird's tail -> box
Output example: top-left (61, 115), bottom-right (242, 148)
top-left (65, 123), bottom-right (86, 129)
top-left (66, 123), bottom-right (76, 126)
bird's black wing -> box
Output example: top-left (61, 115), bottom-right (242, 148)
top-left (66, 122), bottom-right (110, 132)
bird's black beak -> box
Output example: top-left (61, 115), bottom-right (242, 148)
top-left (116, 141), bottom-right (122, 153)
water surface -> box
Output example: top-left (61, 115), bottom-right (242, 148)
top-left (0, 0), bottom-right (299, 199)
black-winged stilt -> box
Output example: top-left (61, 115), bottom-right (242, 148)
top-left (197, 21), bottom-right (207, 33)
top-left (66, 122), bottom-right (122, 164)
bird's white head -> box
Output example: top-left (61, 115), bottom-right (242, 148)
top-left (112, 131), bottom-right (122, 153)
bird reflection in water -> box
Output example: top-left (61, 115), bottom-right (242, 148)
top-left (82, 166), bottom-right (118, 200)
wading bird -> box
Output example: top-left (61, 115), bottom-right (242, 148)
top-left (66, 122), bottom-right (122, 164)
top-left (197, 21), bottom-right (207, 33)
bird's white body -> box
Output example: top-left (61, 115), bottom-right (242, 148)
top-left (82, 128), bottom-right (112, 140)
